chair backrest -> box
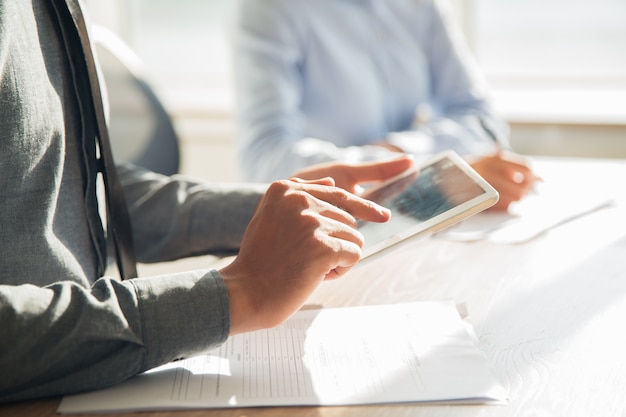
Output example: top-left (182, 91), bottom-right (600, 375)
top-left (93, 26), bottom-right (180, 176)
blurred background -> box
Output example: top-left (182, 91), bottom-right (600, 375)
top-left (84, 0), bottom-right (626, 182)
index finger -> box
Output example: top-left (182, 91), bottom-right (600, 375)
top-left (297, 183), bottom-right (392, 223)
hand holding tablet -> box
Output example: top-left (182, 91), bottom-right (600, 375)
top-left (358, 151), bottom-right (499, 262)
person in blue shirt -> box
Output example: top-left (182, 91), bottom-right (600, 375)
top-left (231, 0), bottom-right (539, 211)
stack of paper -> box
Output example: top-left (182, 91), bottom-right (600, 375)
top-left (59, 301), bottom-right (507, 414)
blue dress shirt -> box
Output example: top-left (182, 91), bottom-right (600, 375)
top-left (232, 0), bottom-right (506, 182)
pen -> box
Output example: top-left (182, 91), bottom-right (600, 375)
top-left (477, 115), bottom-right (506, 153)
top-left (476, 114), bottom-right (543, 188)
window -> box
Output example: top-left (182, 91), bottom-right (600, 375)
top-left (86, 0), bottom-right (626, 123)
top-left (473, 0), bottom-right (626, 89)
top-left (470, 0), bottom-right (626, 123)
top-left (85, 0), bottom-right (234, 115)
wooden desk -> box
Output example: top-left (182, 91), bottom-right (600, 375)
top-left (3, 156), bottom-right (626, 417)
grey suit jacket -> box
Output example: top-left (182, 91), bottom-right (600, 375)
top-left (0, 0), bottom-right (263, 402)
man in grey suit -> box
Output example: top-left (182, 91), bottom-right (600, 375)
top-left (0, 0), bottom-right (412, 402)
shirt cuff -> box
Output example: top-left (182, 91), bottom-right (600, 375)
top-left (131, 269), bottom-right (230, 370)
top-left (387, 130), bottom-right (436, 159)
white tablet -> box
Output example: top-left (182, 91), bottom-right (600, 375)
top-left (358, 151), bottom-right (499, 262)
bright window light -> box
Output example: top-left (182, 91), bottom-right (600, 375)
top-left (474, 0), bottom-right (626, 90)
top-left (86, 0), bottom-right (626, 123)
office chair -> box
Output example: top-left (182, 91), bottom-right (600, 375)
top-left (93, 26), bottom-right (180, 176)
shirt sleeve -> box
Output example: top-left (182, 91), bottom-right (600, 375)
top-left (0, 163), bottom-right (264, 403)
top-left (409, 0), bottom-right (509, 154)
top-left (117, 163), bottom-right (265, 263)
top-left (0, 164), bottom-right (265, 402)
top-left (385, 0), bottom-right (509, 159)
top-left (0, 269), bottom-right (230, 402)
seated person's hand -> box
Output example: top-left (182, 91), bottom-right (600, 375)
top-left (469, 152), bottom-right (541, 211)
top-left (291, 155), bottom-right (414, 194)
top-left (220, 177), bottom-right (392, 335)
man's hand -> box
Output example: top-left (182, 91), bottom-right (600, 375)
top-left (470, 152), bottom-right (541, 211)
top-left (291, 155), bottom-right (414, 194)
top-left (220, 178), bottom-right (392, 335)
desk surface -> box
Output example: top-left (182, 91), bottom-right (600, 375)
top-left (2, 156), bottom-right (626, 417)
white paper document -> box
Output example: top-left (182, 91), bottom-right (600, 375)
top-left (438, 166), bottom-right (615, 244)
top-left (58, 301), bottom-right (507, 414)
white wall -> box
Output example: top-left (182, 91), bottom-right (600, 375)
top-left (173, 116), bottom-right (239, 182)
top-left (510, 123), bottom-right (626, 160)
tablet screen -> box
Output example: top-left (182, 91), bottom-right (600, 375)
top-left (359, 151), bottom-right (498, 260)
